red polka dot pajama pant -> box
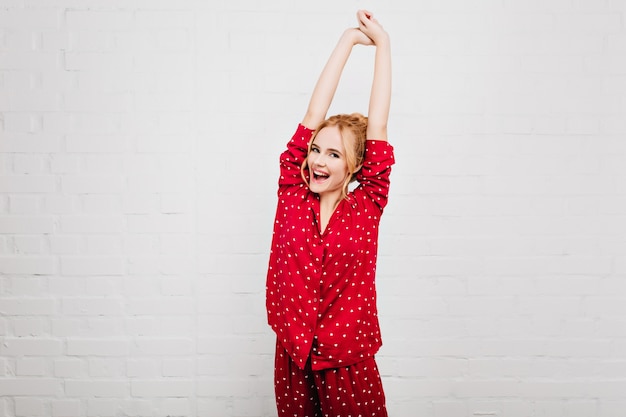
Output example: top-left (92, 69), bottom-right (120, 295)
top-left (274, 340), bottom-right (388, 417)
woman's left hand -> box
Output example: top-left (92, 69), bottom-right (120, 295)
top-left (356, 9), bottom-right (389, 45)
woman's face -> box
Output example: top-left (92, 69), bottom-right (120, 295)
top-left (307, 126), bottom-right (350, 200)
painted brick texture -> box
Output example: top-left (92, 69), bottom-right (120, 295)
top-left (1, 1), bottom-right (625, 416)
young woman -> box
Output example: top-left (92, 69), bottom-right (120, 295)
top-left (266, 10), bottom-right (394, 416)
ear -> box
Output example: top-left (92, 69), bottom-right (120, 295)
top-left (349, 164), bottom-right (363, 182)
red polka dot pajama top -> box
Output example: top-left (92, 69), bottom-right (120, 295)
top-left (266, 123), bottom-right (395, 371)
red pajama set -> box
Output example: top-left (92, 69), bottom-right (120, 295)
top-left (266, 124), bottom-right (395, 417)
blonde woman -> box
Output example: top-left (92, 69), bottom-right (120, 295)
top-left (266, 10), bottom-right (393, 416)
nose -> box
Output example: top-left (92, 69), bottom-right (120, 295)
top-left (312, 153), bottom-right (326, 166)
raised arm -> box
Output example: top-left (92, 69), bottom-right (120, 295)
top-left (357, 10), bottom-right (391, 142)
top-left (302, 28), bottom-right (373, 130)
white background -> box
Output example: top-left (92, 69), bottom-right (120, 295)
top-left (1, 0), bottom-right (625, 416)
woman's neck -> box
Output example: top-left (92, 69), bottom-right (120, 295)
top-left (319, 192), bottom-right (342, 213)
top-left (318, 192), bottom-right (343, 234)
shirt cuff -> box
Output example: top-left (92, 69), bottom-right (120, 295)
top-left (292, 123), bottom-right (314, 146)
top-left (364, 140), bottom-right (395, 165)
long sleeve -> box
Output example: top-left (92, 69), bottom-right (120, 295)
top-left (354, 140), bottom-right (395, 211)
top-left (277, 124), bottom-right (314, 192)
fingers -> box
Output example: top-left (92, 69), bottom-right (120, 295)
top-left (357, 9), bottom-right (382, 31)
top-left (358, 9), bottom-right (372, 20)
top-left (356, 9), bottom-right (371, 27)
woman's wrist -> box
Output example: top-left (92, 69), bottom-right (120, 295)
top-left (340, 28), bottom-right (359, 46)
top-left (373, 31), bottom-right (390, 48)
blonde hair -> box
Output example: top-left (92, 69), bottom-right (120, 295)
top-left (301, 113), bottom-right (368, 199)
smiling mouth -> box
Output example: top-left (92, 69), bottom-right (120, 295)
top-left (313, 171), bottom-right (329, 181)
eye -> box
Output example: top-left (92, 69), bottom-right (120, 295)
top-left (330, 153), bottom-right (340, 158)
top-left (311, 147), bottom-right (320, 153)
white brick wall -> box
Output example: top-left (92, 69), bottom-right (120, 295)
top-left (0, 0), bottom-right (625, 416)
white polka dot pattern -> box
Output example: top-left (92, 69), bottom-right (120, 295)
top-left (274, 339), bottom-right (388, 416)
top-left (266, 124), bottom-right (395, 371)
